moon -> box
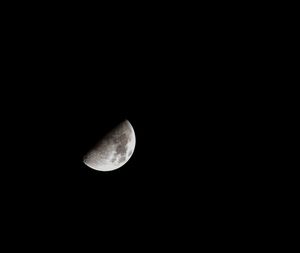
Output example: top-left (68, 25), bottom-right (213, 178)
top-left (83, 120), bottom-right (136, 172)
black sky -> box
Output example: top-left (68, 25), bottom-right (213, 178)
top-left (1, 6), bottom-right (271, 247)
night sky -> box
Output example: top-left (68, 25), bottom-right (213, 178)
top-left (1, 5), bottom-right (271, 248)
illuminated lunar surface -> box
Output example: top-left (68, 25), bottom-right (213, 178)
top-left (83, 120), bottom-right (136, 172)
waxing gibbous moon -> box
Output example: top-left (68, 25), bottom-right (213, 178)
top-left (83, 120), bottom-right (136, 172)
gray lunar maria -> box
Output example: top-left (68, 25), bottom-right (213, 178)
top-left (83, 120), bottom-right (136, 172)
